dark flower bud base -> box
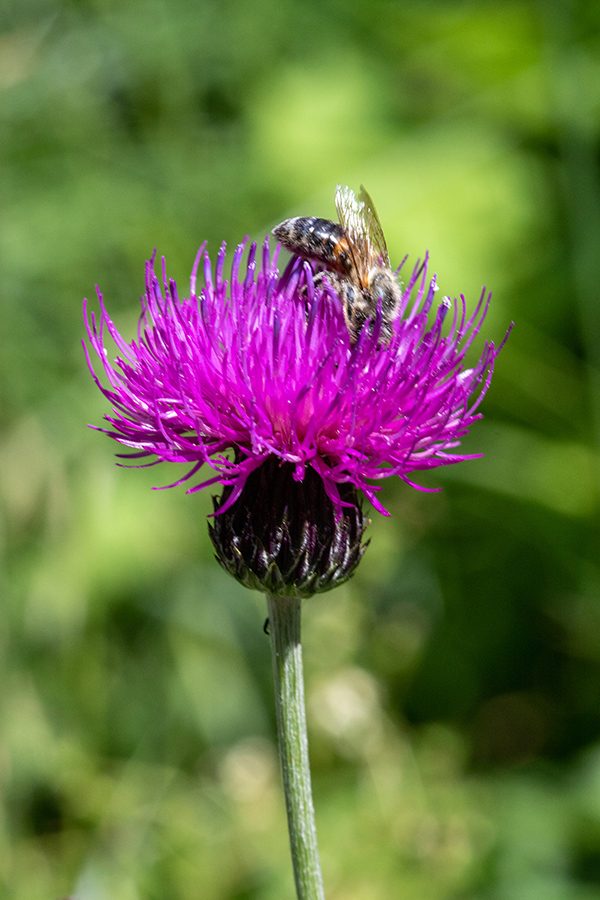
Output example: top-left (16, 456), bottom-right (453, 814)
top-left (209, 457), bottom-right (369, 599)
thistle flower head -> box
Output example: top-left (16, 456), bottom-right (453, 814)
top-left (84, 236), bottom-right (506, 519)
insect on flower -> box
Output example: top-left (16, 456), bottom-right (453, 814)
top-left (272, 184), bottom-right (403, 344)
top-left (84, 200), bottom-right (510, 519)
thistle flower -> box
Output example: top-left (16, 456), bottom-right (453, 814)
top-left (84, 223), bottom-right (508, 899)
top-left (84, 237), bottom-right (503, 520)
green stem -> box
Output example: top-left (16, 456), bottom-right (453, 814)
top-left (267, 593), bottom-right (325, 900)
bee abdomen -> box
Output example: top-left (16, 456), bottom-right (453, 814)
top-left (272, 216), bottom-right (353, 274)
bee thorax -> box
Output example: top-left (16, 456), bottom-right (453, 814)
top-left (369, 269), bottom-right (402, 316)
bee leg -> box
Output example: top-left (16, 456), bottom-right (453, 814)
top-left (313, 270), bottom-right (335, 292)
top-left (312, 271), bottom-right (341, 312)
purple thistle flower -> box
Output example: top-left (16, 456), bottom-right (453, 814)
top-left (84, 237), bottom-right (506, 519)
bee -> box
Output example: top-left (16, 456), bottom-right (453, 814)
top-left (272, 185), bottom-right (402, 344)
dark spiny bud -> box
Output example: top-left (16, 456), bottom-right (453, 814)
top-left (208, 458), bottom-right (369, 599)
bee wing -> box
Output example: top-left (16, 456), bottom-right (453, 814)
top-left (335, 185), bottom-right (375, 286)
top-left (358, 185), bottom-right (391, 267)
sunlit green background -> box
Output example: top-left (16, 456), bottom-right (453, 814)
top-left (1, 0), bottom-right (600, 897)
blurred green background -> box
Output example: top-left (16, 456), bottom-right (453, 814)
top-left (1, 0), bottom-right (600, 897)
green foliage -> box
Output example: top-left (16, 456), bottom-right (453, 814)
top-left (1, 0), bottom-right (599, 897)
